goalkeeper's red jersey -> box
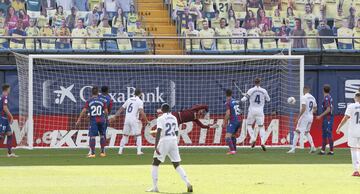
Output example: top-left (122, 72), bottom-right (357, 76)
top-left (172, 104), bottom-right (209, 128)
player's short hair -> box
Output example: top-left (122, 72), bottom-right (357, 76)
top-left (2, 84), bottom-right (10, 91)
top-left (225, 89), bottom-right (232, 97)
top-left (323, 84), bottom-right (331, 93)
top-left (356, 92), bottom-right (360, 98)
top-left (161, 103), bottom-right (170, 113)
top-left (303, 85), bottom-right (311, 91)
top-left (135, 88), bottom-right (142, 96)
top-left (254, 78), bottom-right (261, 85)
top-left (101, 86), bottom-right (109, 94)
top-left (92, 86), bottom-right (99, 95)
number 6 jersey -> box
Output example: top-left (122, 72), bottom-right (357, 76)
top-left (122, 96), bottom-right (144, 122)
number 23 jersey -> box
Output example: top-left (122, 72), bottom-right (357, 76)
top-left (157, 113), bottom-right (179, 141)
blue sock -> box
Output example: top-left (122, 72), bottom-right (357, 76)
top-left (100, 136), bottom-right (106, 153)
top-left (225, 137), bottom-right (234, 151)
top-left (89, 137), bottom-right (96, 155)
top-left (231, 137), bottom-right (237, 151)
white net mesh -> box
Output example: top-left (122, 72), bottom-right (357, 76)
top-left (14, 54), bottom-right (303, 148)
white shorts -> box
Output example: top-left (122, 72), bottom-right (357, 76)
top-left (122, 120), bottom-right (142, 136)
top-left (153, 139), bottom-right (181, 163)
top-left (348, 136), bottom-right (360, 148)
top-left (296, 116), bottom-right (313, 133)
top-left (247, 110), bottom-right (264, 126)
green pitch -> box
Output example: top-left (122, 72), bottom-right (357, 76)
top-left (0, 148), bottom-right (358, 194)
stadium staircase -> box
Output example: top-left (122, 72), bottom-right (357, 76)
top-left (138, 0), bottom-right (182, 54)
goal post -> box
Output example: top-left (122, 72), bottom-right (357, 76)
top-left (14, 54), bottom-right (304, 149)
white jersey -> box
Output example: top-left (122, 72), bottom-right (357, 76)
top-left (157, 113), bottom-right (179, 141)
top-left (300, 93), bottom-right (317, 118)
top-left (345, 102), bottom-right (360, 138)
top-left (122, 96), bottom-right (144, 122)
top-left (246, 86), bottom-right (270, 113)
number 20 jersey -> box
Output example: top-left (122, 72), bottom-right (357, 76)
top-left (84, 97), bottom-right (107, 123)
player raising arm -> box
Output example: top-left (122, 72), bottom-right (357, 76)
top-left (222, 89), bottom-right (241, 155)
top-left (76, 86), bottom-right (108, 158)
top-left (336, 92), bottom-right (360, 177)
top-left (147, 103), bottom-right (193, 193)
top-left (0, 84), bottom-right (18, 157)
top-left (110, 88), bottom-right (149, 155)
top-left (241, 78), bottom-right (270, 151)
top-left (287, 86), bottom-right (317, 154)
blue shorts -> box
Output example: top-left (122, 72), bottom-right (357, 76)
top-left (0, 117), bottom-right (11, 134)
top-left (226, 122), bottom-right (241, 134)
top-left (322, 116), bottom-right (334, 138)
top-left (89, 121), bottom-right (106, 137)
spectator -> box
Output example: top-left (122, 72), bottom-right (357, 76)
top-left (301, 3), bottom-right (315, 28)
top-left (318, 19), bottom-right (337, 49)
top-left (37, 6), bottom-right (48, 28)
top-left (348, 6), bottom-right (356, 29)
top-left (86, 18), bottom-right (100, 49)
top-left (71, 18), bottom-right (87, 49)
top-left (203, 0), bottom-right (214, 13)
top-left (56, 0), bottom-right (73, 15)
top-left (11, 0), bottom-right (25, 13)
top-left (117, 26), bottom-right (132, 51)
top-left (99, 16), bottom-right (112, 36)
top-left (55, 19), bottom-right (71, 49)
top-left (247, 0), bottom-right (263, 13)
top-left (353, 19), bottom-right (360, 49)
top-left (117, 0), bottom-right (131, 13)
top-left (228, 8), bottom-right (236, 30)
top-left (246, 18), bottom-right (261, 49)
top-left (333, 6), bottom-right (347, 36)
top-left (199, 19), bottom-right (215, 50)
top-left (52, 6), bottom-right (66, 28)
top-left (26, 0), bottom-right (41, 18)
top-left (231, 18), bottom-right (246, 50)
top-left (0, 9), bottom-right (8, 49)
top-left (85, 4), bottom-right (100, 27)
top-left (256, 8), bottom-right (271, 30)
top-left (290, 18), bottom-right (306, 48)
top-left (88, 0), bottom-right (102, 13)
top-left (174, 0), bottom-right (187, 12)
top-left (9, 19), bottom-right (26, 49)
top-left (133, 21), bottom-right (146, 37)
top-left (304, 20), bottom-right (319, 49)
top-left (111, 7), bottom-right (124, 34)
top-left (189, 0), bottom-right (202, 15)
top-left (179, 6), bottom-right (196, 34)
top-left (39, 21), bottom-right (55, 49)
top-left (323, 0), bottom-right (337, 19)
top-left (277, 23), bottom-right (290, 49)
top-left (127, 5), bottom-right (138, 35)
top-left (261, 23), bottom-right (277, 49)
top-left (0, 0), bottom-right (10, 16)
top-left (104, 0), bottom-right (118, 19)
top-left (195, 11), bottom-right (206, 30)
top-left (231, 0), bottom-right (246, 19)
top-left (73, 0), bottom-right (89, 19)
top-left (41, 0), bottom-right (56, 18)
top-left (312, 0), bottom-right (323, 19)
top-left (18, 9), bottom-right (30, 29)
top-left (183, 21), bottom-right (200, 51)
top-left (5, 6), bottom-right (18, 30)
top-left (337, 20), bottom-right (353, 49)
top-left (272, 8), bottom-right (282, 33)
top-left (286, 6), bottom-right (295, 29)
top-left (215, 18), bottom-right (232, 51)
top-left (243, 9), bottom-right (255, 29)
top-left (25, 18), bottom-right (39, 49)
top-left (211, 10), bottom-right (221, 29)
top-left (66, 7), bottom-right (78, 31)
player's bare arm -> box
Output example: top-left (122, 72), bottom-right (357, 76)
top-left (75, 108), bottom-right (87, 127)
top-left (139, 108), bottom-right (150, 125)
top-left (3, 104), bottom-right (13, 124)
top-left (316, 106), bottom-right (330, 120)
top-left (336, 115), bottom-right (350, 134)
top-left (222, 109), bottom-right (230, 129)
top-left (109, 107), bottom-right (125, 122)
top-left (154, 128), bottom-right (161, 155)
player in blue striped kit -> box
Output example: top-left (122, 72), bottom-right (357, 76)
top-left (222, 89), bottom-right (241, 155)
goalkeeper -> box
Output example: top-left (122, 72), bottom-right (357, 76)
top-left (156, 104), bottom-right (216, 128)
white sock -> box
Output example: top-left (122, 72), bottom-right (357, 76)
top-left (305, 132), bottom-right (315, 148)
top-left (259, 126), bottom-right (265, 145)
top-left (175, 166), bottom-right (190, 186)
top-left (351, 148), bottom-right (360, 171)
top-left (292, 132), bottom-right (299, 150)
top-left (247, 125), bottom-right (255, 143)
top-left (357, 149), bottom-right (360, 171)
top-left (136, 135), bottom-right (142, 153)
top-left (152, 165), bottom-right (159, 189)
top-left (119, 135), bottom-right (129, 153)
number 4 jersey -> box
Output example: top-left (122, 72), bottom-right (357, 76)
top-left (84, 96), bottom-right (107, 123)
top-left (345, 102), bottom-right (360, 138)
top-left (246, 86), bottom-right (270, 114)
top-left (157, 113), bottom-right (179, 141)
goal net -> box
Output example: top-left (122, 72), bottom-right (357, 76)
top-left (14, 54), bottom-right (304, 148)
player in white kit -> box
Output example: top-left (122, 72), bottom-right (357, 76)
top-left (287, 86), bottom-right (317, 154)
top-left (147, 103), bottom-right (193, 193)
top-left (241, 78), bottom-right (270, 151)
top-left (111, 88), bottom-right (149, 155)
top-left (336, 92), bottom-right (360, 176)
